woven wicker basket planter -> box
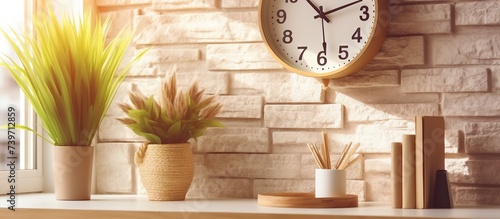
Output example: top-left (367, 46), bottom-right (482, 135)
top-left (136, 143), bottom-right (194, 201)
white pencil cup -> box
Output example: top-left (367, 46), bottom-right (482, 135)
top-left (315, 169), bottom-right (346, 198)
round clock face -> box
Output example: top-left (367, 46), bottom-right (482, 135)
top-left (259, 0), bottom-right (385, 78)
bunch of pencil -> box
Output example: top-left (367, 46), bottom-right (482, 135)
top-left (307, 132), bottom-right (361, 170)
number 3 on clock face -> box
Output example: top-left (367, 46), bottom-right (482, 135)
top-left (259, 0), bottom-right (388, 79)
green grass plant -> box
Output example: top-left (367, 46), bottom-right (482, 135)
top-left (0, 10), bottom-right (147, 146)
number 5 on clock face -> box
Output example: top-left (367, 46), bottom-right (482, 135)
top-left (259, 0), bottom-right (388, 79)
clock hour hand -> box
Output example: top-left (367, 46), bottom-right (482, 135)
top-left (306, 0), bottom-right (330, 22)
top-left (314, 0), bottom-right (363, 19)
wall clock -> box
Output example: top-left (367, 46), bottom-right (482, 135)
top-left (259, 0), bottom-right (389, 83)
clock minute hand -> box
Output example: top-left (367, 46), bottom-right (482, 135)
top-left (320, 6), bottom-right (327, 54)
top-left (314, 0), bottom-right (363, 19)
top-left (306, 0), bottom-right (330, 22)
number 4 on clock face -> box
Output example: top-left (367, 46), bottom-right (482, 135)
top-left (259, 0), bottom-right (388, 79)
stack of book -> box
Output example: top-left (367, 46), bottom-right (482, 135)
top-left (391, 116), bottom-right (450, 209)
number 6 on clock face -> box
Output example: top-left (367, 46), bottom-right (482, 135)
top-left (259, 0), bottom-right (388, 79)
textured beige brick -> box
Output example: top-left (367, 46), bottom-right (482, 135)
top-left (365, 172), bottom-right (391, 202)
top-left (152, 0), bottom-right (216, 10)
top-left (329, 70), bottom-right (399, 88)
top-left (197, 127), bottom-right (269, 153)
top-left (456, 1), bottom-right (500, 25)
top-left (347, 180), bottom-right (366, 202)
top-left (272, 131), bottom-right (323, 145)
top-left (100, 10), bottom-right (135, 38)
top-left (301, 155), bottom-right (363, 180)
top-left (367, 36), bottom-right (425, 68)
top-left (221, 0), bottom-right (258, 8)
top-left (207, 154), bottom-right (301, 178)
top-left (389, 4), bottom-right (451, 35)
top-left (96, 0), bottom-right (151, 6)
top-left (364, 159), bottom-right (390, 174)
top-left (217, 95), bottom-right (263, 118)
top-left (99, 117), bottom-right (144, 142)
top-left (177, 72), bottom-right (229, 95)
top-left (96, 143), bottom-right (136, 164)
top-left (191, 154), bottom-right (209, 178)
top-left (96, 164), bottom-right (134, 194)
top-left (134, 12), bottom-right (260, 44)
top-left (129, 67), bottom-right (158, 76)
top-left (363, 159), bottom-right (394, 201)
top-left (445, 130), bottom-right (461, 154)
top-left (447, 158), bottom-right (500, 185)
top-left (465, 122), bottom-right (500, 153)
top-left (140, 48), bottom-right (200, 63)
top-left (347, 103), bottom-right (439, 122)
top-left (231, 72), bottom-right (324, 103)
top-left (491, 66), bottom-right (500, 91)
top-left (343, 123), bottom-right (415, 153)
top-left (187, 178), bottom-right (253, 199)
top-left (254, 179), bottom-right (366, 201)
top-left (207, 43), bottom-right (281, 70)
top-left (272, 131), bottom-right (324, 154)
top-left (215, 118), bottom-right (263, 128)
top-left (272, 131), bottom-right (323, 154)
top-left (264, 104), bottom-right (343, 129)
top-left (454, 187), bottom-right (500, 205)
top-left (401, 68), bottom-right (489, 93)
top-left (96, 143), bottom-right (137, 194)
top-left (132, 51), bottom-right (151, 68)
top-left (431, 33), bottom-right (500, 65)
top-left (442, 92), bottom-right (500, 116)
top-left (330, 87), bottom-right (439, 104)
top-left (130, 47), bottom-right (202, 75)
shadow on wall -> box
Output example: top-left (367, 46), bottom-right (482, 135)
top-left (327, 70), bottom-right (500, 205)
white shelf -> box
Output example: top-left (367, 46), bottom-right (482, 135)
top-left (1, 193), bottom-right (499, 219)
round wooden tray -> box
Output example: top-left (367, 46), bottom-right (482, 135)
top-left (257, 192), bottom-right (358, 208)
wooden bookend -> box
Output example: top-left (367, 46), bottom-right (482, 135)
top-left (433, 170), bottom-right (453, 209)
top-left (415, 116), bottom-right (445, 209)
top-left (391, 142), bottom-right (403, 209)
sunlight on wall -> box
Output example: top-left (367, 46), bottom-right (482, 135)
top-left (46, 0), bottom-right (97, 27)
top-left (0, 0), bottom-right (25, 54)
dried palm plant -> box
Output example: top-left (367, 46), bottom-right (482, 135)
top-left (118, 73), bottom-right (222, 144)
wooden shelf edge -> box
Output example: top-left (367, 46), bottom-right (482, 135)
top-left (1, 209), bottom-right (441, 219)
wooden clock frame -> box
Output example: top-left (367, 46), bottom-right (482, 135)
top-left (258, 0), bottom-right (389, 80)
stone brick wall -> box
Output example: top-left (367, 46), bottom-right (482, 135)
top-left (94, 0), bottom-right (500, 205)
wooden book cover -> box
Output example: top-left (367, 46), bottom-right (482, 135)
top-left (402, 135), bottom-right (416, 209)
top-left (415, 116), bottom-right (445, 209)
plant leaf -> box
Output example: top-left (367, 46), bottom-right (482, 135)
top-left (0, 124), bottom-right (55, 145)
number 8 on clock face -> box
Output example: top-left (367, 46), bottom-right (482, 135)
top-left (259, 0), bottom-right (388, 79)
